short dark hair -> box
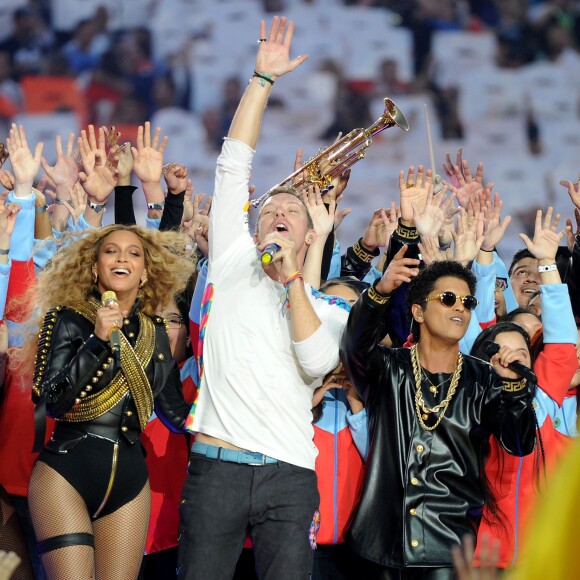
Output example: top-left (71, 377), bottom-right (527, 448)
top-left (470, 321), bottom-right (532, 363)
top-left (406, 261), bottom-right (476, 339)
top-left (508, 249), bottom-right (535, 277)
top-left (257, 187), bottom-right (314, 230)
top-left (499, 307), bottom-right (539, 324)
top-left (320, 276), bottom-right (369, 297)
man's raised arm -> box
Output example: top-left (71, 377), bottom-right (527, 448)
top-left (228, 17), bottom-right (308, 149)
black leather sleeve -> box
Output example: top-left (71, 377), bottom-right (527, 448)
top-left (114, 185), bottom-right (138, 226)
top-left (566, 236), bottom-right (580, 318)
top-left (159, 191), bottom-right (185, 231)
top-left (340, 285), bottom-right (392, 402)
top-left (33, 309), bottom-right (111, 417)
top-left (340, 239), bottom-right (380, 280)
top-left (483, 374), bottom-right (537, 457)
top-left (154, 362), bottom-right (191, 433)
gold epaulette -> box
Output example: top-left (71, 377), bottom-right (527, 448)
top-left (33, 306), bottom-right (63, 398)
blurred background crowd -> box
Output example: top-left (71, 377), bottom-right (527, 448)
top-left (0, 0), bottom-right (579, 256)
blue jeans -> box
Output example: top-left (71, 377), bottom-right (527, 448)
top-left (177, 448), bottom-right (319, 580)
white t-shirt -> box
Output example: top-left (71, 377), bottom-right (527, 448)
top-left (192, 138), bottom-right (349, 469)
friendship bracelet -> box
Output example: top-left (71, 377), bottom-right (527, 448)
top-left (284, 271), bottom-right (303, 288)
top-left (537, 263), bottom-right (557, 273)
top-left (253, 70), bottom-right (274, 85)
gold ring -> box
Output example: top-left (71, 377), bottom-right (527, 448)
top-left (405, 181), bottom-right (415, 188)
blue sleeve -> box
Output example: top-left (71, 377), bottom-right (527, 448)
top-left (472, 259), bottom-right (495, 324)
top-left (6, 191), bottom-right (35, 261)
top-left (346, 408), bottom-right (369, 461)
top-left (327, 240), bottom-right (341, 280)
top-left (33, 237), bottom-right (59, 274)
top-left (541, 284), bottom-right (577, 345)
top-left (146, 217), bottom-right (160, 230)
top-left (494, 251), bottom-right (518, 313)
top-left (190, 258), bottom-right (208, 324)
top-left (460, 310), bottom-right (482, 355)
top-left (362, 265), bottom-right (382, 285)
top-left (0, 261), bottom-right (11, 319)
top-left (68, 213), bottom-right (97, 233)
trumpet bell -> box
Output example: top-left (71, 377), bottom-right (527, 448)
top-left (252, 97), bottom-right (410, 207)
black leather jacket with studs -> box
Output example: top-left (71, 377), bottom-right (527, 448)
top-left (32, 302), bottom-right (190, 452)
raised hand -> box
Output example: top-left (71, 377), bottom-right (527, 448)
top-left (452, 534), bottom-right (499, 580)
top-left (413, 183), bottom-right (455, 239)
top-left (132, 122), bottom-right (168, 185)
top-left (481, 191), bottom-right (511, 252)
top-left (303, 185), bottom-right (335, 238)
top-left (103, 125), bottom-right (122, 150)
top-left (442, 147), bottom-right (463, 188)
top-left (78, 125), bottom-right (107, 173)
top-left (163, 162), bottom-right (189, 194)
top-left (79, 150), bottom-right (119, 203)
top-left (0, 166), bottom-right (14, 191)
top-left (0, 199), bottom-right (20, 239)
top-left (399, 165), bottom-right (432, 223)
top-left (255, 17), bottom-right (309, 80)
top-left (452, 208), bottom-right (485, 266)
top-left (115, 142), bottom-right (134, 186)
top-left (6, 124), bottom-right (43, 197)
top-left (376, 245), bottom-right (420, 295)
top-left (418, 235), bottom-right (452, 266)
top-left (560, 174), bottom-right (580, 210)
top-left (444, 159), bottom-right (484, 209)
top-left (518, 207), bottom-right (570, 262)
top-left (183, 192), bottom-right (211, 258)
top-left (362, 203), bottom-right (399, 251)
top-left (565, 207), bottom-right (580, 253)
top-left (61, 181), bottom-right (87, 225)
top-left (40, 133), bottom-right (79, 193)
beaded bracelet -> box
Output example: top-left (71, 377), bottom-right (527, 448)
top-left (253, 70), bottom-right (274, 85)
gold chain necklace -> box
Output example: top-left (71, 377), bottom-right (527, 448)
top-left (421, 369), bottom-right (451, 395)
top-left (411, 344), bottom-right (463, 431)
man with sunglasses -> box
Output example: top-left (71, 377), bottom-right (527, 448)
top-left (341, 249), bottom-right (536, 579)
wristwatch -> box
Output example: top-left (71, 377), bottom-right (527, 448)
top-left (87, 199), bottom-right (107, 213)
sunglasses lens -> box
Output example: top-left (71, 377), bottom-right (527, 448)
top-left (463, 296), bottom-right (478, 311)
top-left (440, 292), bottom-right (457, 307)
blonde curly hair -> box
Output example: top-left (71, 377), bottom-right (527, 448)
top-left (12, 224), bottom-right (196, 373)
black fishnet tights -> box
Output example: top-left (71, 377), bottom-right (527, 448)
top-left (28, 461), bottom-right (150, 580)
top-left (0, 486), bottom-right (34, 580)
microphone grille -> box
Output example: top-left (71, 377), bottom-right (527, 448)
top-left (483, 340), bottom-right (500, 357)
top-left (101, 290), bottom-right (118, 306)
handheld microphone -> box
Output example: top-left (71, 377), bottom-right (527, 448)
top-left (483, 340), bottom-right (537, 383)
top-left (261, 243), bottom-right (280, 264)
top-left (101, 290), bottom-right (121, 358)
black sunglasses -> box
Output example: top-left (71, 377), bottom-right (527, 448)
top-left (424, 291), bottom-right (478, 311)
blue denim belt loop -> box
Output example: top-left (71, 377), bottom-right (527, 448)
top-left (192, 441), bottom-right (278, 466)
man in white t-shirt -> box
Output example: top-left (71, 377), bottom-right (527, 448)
top-left (177, 17), bottom-right (350, 580)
